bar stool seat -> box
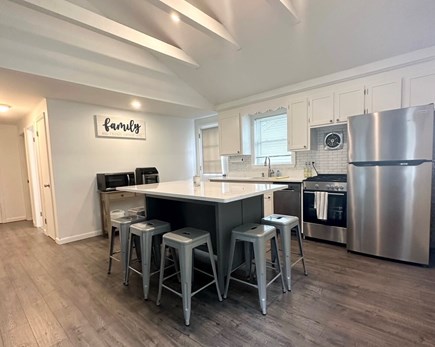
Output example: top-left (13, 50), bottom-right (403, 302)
top-left (124, 220), bottom-right (172, 300)
top-left (108, 215), bottom-right (146, 278)
top-left (262, 214), bottom-right (307, 291)
top-left (156, 227), bottom-right (222, 326)
top-left (224, 223), bottom-right (286, 315)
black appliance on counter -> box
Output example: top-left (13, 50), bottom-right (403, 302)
top-left (96, 172), bottom-right (135, 192)
top-left (303, 174), bottom-right (347, 244)
top-left (135, 167), bottom-right (159, 184)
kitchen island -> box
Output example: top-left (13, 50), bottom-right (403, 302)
top-left (117, 180), bottom-right (286, 291)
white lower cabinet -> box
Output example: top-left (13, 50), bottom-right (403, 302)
top-left (288, 97), bottom-right (310, 151)
top-left (264, 193), bottom-right (273, 216)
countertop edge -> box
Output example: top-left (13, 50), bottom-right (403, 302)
top-left (117, 182), bottom-right (287, 203)
top-left (209, 177), bottom-right (304, 184)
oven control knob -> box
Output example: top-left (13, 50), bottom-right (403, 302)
top-left (339, 186), bottom-right (344, 190)
top-left (334, 186), bottom-right (339, 190)
top-left (326, 184), bottom-right (331, 189)
top-left (315, 184), bottom-right (319, 188)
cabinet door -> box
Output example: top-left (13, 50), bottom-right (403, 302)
top-left (334, 85), bottom-right (365, 123)
top-left (407, 73), bottom-right (435, 107)
top-left (309, 92), bottom-right (334, 126)
top-left (264, 193), bottom-right (273, 216)
top-left (288, 98), bottom-right (309, 151)
top-left (365, 78), bottom-right (402, 113)
top-left (219, 114), bottom-right (241, 155)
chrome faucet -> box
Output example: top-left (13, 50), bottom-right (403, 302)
top-left (264, 156), bottom-right (274, 177)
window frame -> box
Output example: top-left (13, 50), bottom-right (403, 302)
top-left (197, 123), bottom-right (223, 176)
top-left (250, 109), bottom-right (295, 167)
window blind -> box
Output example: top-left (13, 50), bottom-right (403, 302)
top-left (254, 113), bottom-right (291, 165)
top-left (201, 127), bottom-right (222, 174)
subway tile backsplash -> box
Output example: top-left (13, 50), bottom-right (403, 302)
top-left (228, 124), bottom-right (348, 174)
top-left (296, 124), bottom-right (348, 174)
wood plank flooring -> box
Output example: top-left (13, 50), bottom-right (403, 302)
top-left (0, 221), bottom-right (434, 346)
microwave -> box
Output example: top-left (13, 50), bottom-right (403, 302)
top-left (135, 167), bottom-right (159, 184)
top-left (96, 172), bottom-right (135, 192)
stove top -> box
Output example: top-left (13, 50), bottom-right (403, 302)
top-left (303, 174), bottom-right (347, 192)
top-left (304, 174), bottom-right (347, 183)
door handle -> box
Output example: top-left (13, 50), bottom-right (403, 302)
top-left (44, 184), bottom-right (51, 188)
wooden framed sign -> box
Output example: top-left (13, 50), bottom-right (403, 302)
top-left (94, 115), bottom-right (146, 140)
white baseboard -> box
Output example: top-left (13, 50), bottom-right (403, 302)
top-left (5, 216), bottom-right (27, 223)
top-left (55, 229), bottom-right (103, 245)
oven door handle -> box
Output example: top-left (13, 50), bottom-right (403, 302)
top-left (304, 191), bottom-right (345, 196)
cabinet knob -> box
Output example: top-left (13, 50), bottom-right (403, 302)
top-left (336, 118), bottom-right (340, 122)
top-left (330, 119), bottom-right (333, 123)
top-left (303, 145), bottom-right (307, 148)
top-left (237, 150), bottom-right (240, 153)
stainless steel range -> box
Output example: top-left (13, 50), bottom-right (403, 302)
top-left (303, 174), bottom-right (347, 244)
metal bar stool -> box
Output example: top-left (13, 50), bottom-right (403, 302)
top-left (156, 227), bottom-right (222, 326)
top-left (124, 220), bottom-right (173, 300)
top-left (261, 214), bottom-right (308, 291)
top-left (108, 215), bottom-right (146, 278)
top-left (224, 223), bottom-right (286, 315)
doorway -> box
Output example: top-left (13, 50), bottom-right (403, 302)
top-left (36, 115), bottom-right (56, 240)
top-left (24, 125), bottom-right (43, 227)
top-left (25, 113), bottom-right (56, 240)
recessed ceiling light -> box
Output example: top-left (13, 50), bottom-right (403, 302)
top-left (0, 104), bottom-right (11, 113)
top-left (171, 12), bottom-right (180, 22)
top-left (131, 100), bottom-right (141, 110)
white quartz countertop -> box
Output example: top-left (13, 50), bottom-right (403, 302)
top-left (117, 180), bottom-right (287, 203)
top-left (209, 176), bottom-right (304, 183)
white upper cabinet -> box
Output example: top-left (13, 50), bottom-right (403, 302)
top-left (406, 72), bottom-right (435, 107)
top-left (365, 78), bottom-right (402, 113)
top-left (218, 110), bottom-right (251, 156)
top-left (288, 97), bottom-right (310, 151)
top-left (334, 85), bottom-right (365, 123)
top-left (308, 92), bottom-right (334, 126)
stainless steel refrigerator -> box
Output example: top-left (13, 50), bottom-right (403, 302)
top-left (347, 104), bottom-right (434, 265)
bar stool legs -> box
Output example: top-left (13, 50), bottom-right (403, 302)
top-left (156, 228), bottom-right (222, 326)
top-left (295, 223), bottom-right (308, 276)
top-left (224, 223), bottom-right (286, 315)
top-left (262, 214), bottom-right (308, 291)
top-left (108, 215), bottom-right (146, 277)
top-left (124, 220), bottom-right (172, 300)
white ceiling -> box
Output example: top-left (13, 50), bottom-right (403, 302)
top-left (1, 0), bottom-right (435, 125)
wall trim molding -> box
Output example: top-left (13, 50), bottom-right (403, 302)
top-left (216, 45), bottom-right (435, 112)
top-left (55, 229), bottom-right (102, 245)
top-left (4, 216), bottom-right (26, 223)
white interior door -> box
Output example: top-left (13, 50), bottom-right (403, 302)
top-left (36, 116), bottom-right (56, 239)
top-left (24, 126), bottom-right (43, 227)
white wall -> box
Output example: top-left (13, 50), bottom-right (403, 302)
top-left (0, 124), bottom-right (27, 222)
top-left (46, 99), bottom-right (196, 242)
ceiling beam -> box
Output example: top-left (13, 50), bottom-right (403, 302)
top-left (149, 0), bottom-right (240, 49)
top-left (10, 0), bottom-right (199, 67)
top-left (267, 0), bottom-right (300, 24)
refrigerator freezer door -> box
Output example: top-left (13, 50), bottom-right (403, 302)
top-left (348, 104), bottom-right (434, 163)
top-left (347, 162), bottom-right (432, 264)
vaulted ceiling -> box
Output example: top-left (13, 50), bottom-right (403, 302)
top-left (1, 0), bottom-right (435, 124)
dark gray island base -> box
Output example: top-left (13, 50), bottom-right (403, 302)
top-left (145, 194), bottom-right (264, 291)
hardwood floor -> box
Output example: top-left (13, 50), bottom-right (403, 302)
top-left (0, 221), bottom-right (434, 346)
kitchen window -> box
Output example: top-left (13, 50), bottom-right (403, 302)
top-left (200, 126), bottom-right (223, 174)
top-left (252, 112), bottom-right (293, 165)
